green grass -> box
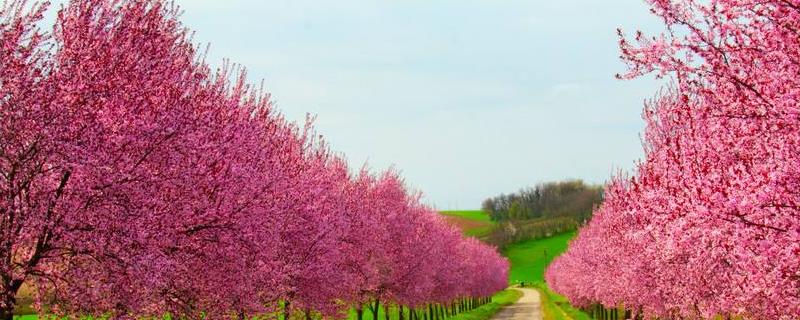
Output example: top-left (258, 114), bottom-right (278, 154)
top-left (502, 231), bottom-right (591, 320)
top-left (347, 303), bottom-right (397, 320)
top-left (503, 231), bottom-right (575, 284)
top-left (346, 289), bottom-right (521, 320)
top-left (438, 210), bottom-right (492, 223)
top-left (532, 283), bottom-right (591, 320)
top-left (438, 210), bottom-right (495, 239)
top-left (463, 225), bottom-right (494, 238)
top-left (445, 289), bottom-right (522, 320)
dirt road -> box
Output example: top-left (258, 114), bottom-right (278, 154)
top-left (491, 288), bottom-right (543, 320)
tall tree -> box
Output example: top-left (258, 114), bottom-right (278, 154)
top-left (548, 0), bottom-right (800, 318)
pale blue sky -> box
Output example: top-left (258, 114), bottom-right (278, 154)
top-left (179, 1), bottom-right (667, 210)
top-left (59, 1), bottom-right (667, 209)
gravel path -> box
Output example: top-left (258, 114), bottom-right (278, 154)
top-left (491, 288), bottom-right (543, 320)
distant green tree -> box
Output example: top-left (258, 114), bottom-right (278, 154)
top-left (483, 180), bottom-right (603, 223)
top-left (508, 201), bottom-right (522, 220)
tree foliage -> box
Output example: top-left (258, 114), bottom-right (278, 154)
top-left (0, 1), bottom-right (509, 319)
top-left (546, 0), bottom-right (800, 319)
top-left (481, 180), bottom-right (603, 223)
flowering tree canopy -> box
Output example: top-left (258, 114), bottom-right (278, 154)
top-left (547, 1), bottom-right (800, 319)
top-left (0, 1), bottom-right (508, 319)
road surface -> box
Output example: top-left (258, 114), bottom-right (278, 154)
top-left (492, 288), bottom-right (543, 320)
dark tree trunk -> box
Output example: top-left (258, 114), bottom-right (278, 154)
top-left (356, 305), bottom-right (364, 320)
top-left (384, 304), bottom-right (389, 320)
top-left (372, 300), bottom-right (380, 320)
top-left (305, 307), bottom-right (312, 320)
top-left (0, 293), bottom-right (14, 320)
top-left (0, 308), bottom-right (12, 320)
top-left (399, 305), bottom-right (405, 320)
top-left (283, 300), bottom-right (291, 320)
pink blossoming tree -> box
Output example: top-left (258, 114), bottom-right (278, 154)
top-left (547, 0), bottom-right (800, 319)
top-left (0, 1), bottom-right (509, 319)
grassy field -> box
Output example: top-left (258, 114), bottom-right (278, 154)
top-left (438, 210), bottom-right (495, 238)
top-left (439, 210), bottom-right (492, 222)
top-left (503, 231), bottom-right (575, 284)
top-left (502, 231), bottom-right (590, 320)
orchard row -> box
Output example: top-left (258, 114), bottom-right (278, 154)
top-left (0, 1), bottom-right (508, 319)
top-left (547, 1), bottom-right (800, 319)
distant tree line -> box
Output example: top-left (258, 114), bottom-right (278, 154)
top-left (481, 180), bottom-right (603, 223)
top-left (486, 217), bottom-right (579, 250)
top-left (480, 180), bottom-right (604, 249)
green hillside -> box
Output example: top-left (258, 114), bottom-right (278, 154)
top-left (438, 210), bottom-right (495, 238)
top-left (503, 231), bottom-right (575, 283)
top-left (439, 210), bottom-right (492, 222)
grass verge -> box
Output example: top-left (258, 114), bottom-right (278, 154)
top-left (447, 289), bottom-right (522, 320)
top-left (531, 283), bottom-right (590, 320)
top-left (346, 289), bottom-right (521, 320)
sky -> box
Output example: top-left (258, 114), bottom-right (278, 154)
top-left (60, 1), bottom-right (668, 209)
top-left (177, 1), bottom-right (669, 210)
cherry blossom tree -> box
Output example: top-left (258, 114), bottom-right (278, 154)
top-left (1, 1), bottom-right (510, 319)
top-left (548, 1), bottom-right (800, 319)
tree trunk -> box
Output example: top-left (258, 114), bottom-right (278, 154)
top-left (399, 305), bottom-right (405, 320)
top-left (356, 305), bottom-right (364, 320)
top-left (1, 288), bottom-right (17, 320)
top-left (283, 300), bottom-right (291, 320)
top-left (0, 308), bottom-right (12, 320)
top-left (305, 307), bottom-right (312, 320)
top-left (372, 300), bottom-right (380, 320)
top-left (384, 304), bottom-right (389, 320)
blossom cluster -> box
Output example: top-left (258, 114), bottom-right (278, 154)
top-left (546, 1), bottom-right (800, 319)
top-left (0, 0), bottom-right (508, 319)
